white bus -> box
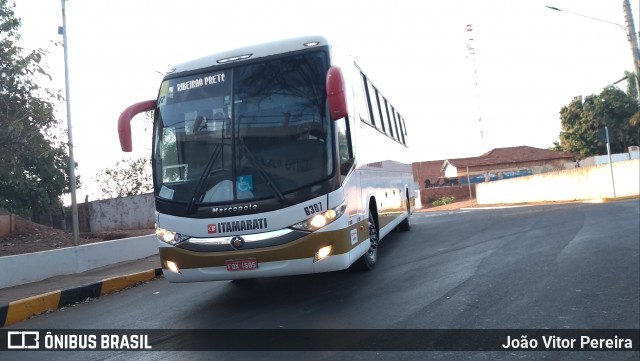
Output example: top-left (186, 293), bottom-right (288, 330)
top-left (118, 35), bottom-right (414, 282)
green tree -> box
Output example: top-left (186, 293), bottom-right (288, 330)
top-left (556, 86), bottom-right (639, 159)
top-left (93, 157), bottom-right (152, 200)
top-left (623, 70), bottom-right (638, 101)
top-left (0, 0), bottom-right (76, 220)
top-left (630, 111), bottom-right (640, 146)
top-left (626, 71), bottom-right (640, 146)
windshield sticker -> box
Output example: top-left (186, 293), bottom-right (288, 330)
top-left (158, 82), bottom-right (171, 106)
top-left (159, 185), bottom-right (174, 200)
top-left (176, 73), bottom-right (226, 92)
top-left (237, 175), bottom-right (253, 192)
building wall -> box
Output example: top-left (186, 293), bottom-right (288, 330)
top-left (476, 159), bottom-right (640, 204)
top-left (464, 159), bottom-right (571, 176)
top-left (579, 152), bottom-right (637, 167)
top-left (412, 160), bottom-right (444, 187)
top-left (84, 193), bottom-right (155, 232)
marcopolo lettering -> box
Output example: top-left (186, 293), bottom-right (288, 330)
top-left (212, 218), bottom-right (268, 234)
top-left (212, 203), bottom-right (258, 215)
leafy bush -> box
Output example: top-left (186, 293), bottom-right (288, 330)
top-left (442, 196), bottom-right (456, 204)
top-left (431, 196), bottom-right (456, 207)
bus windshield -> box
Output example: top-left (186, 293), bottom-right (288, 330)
top-left (153, 51), bottom-right (333, 205)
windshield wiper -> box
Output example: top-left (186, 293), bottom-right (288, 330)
top-left (187, 144), bottom-right (224, 213)
top-left (237, 138), bottom-right (287, 203)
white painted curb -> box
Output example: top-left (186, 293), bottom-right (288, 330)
top-left (0, 234), bottom-right (157, 289)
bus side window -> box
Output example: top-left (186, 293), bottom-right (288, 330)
top-left (368, 84), bottom-right (384, 133)
top-left (336, 117), bottom-right (354, 177)
top-left (398, 114), bottom-right (407, 145)
top-left (389, 105), bottom-right (400, 142)
top-left (358, 73), bottom-right (373, 126)
top-left (361, 74), bottom-right (378, 128)
top-left (383, 98), bottom-right (394, 139)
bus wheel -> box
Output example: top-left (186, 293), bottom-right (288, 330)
top-left (355, 211), bottom-right (379, 271)
top-left (398, 196), bottom-right (411, 232)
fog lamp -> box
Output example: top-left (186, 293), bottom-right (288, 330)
top-left (165, 260), bottom-right (180, 274)
top-left (314, 245), bottom-right (333, 262)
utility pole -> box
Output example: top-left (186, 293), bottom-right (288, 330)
top-left (60, 0), bottom-right (80, 245)
top-left (604, 126), bottom-right (617, 197)
top-left (622, 0), bottom-right (640, 99)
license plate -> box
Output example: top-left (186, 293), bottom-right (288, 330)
top-left (225, 258), bottom-right (258, 272)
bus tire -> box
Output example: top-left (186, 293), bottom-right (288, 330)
top-left (397, 195), bottom-right (411, 232)
top-left (354, 209), bottom-right (379, 271)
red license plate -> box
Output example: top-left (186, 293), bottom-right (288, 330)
top-left (225, 258), bottom-right (258, 272)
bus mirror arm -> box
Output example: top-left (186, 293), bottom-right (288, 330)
top-left (118, 99), bottom-right (157, 152)
top-left (326, 66), bottom-right (347, 121)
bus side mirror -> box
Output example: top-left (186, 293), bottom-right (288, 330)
top-left (118, 99), bottom-right (157, 152)
top-left (326, 66), bottom-right (347, 121)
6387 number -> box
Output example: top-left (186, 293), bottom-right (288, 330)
top-left (304, 202), bottom-right (323, 216)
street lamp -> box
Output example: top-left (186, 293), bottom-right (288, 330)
top-left (546, 2), bottom-right (640, 100)
top-left (545, 6), bottom-right (627, 33)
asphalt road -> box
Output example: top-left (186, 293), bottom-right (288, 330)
top-left (4, 200), bottom-right (639, 360)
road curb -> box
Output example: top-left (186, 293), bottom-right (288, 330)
top-left (0, 268), bottom-right (163, 327)
top-left (455, 196), bottom-right (640, 211)
top-left (600, 195), bottom-right (640, 202)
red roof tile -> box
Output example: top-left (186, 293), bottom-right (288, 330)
top-left (446, 146), bottom-right (574, 168)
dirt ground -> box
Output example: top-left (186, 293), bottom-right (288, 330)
top-left (0, 200), bottom-right (474, 257)
top-left (0, 215), bottom-right (153, 257)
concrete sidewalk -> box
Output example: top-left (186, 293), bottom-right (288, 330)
top-left (0, 255), bottom-right (162, 327)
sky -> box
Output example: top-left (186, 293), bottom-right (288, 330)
top-left (12, 0), bottom-right (640, 202)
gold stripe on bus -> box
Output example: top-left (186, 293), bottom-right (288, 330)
top-left (160, 219), bottom-right (369, 269)
top-left (377, 211), bottom-right (403, 229)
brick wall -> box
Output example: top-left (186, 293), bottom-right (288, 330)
top-left (420, 186), bottom-right (476, 208)
top-left (412, 160), bottom-right (444, 187)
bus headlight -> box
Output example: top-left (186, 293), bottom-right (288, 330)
top-left (155, 226), bottom-right (190, 245)
top-left (291, 201), bottom-right (346, 232)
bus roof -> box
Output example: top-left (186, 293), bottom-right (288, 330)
top-left (166, 35), bottom-right (331, 75)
